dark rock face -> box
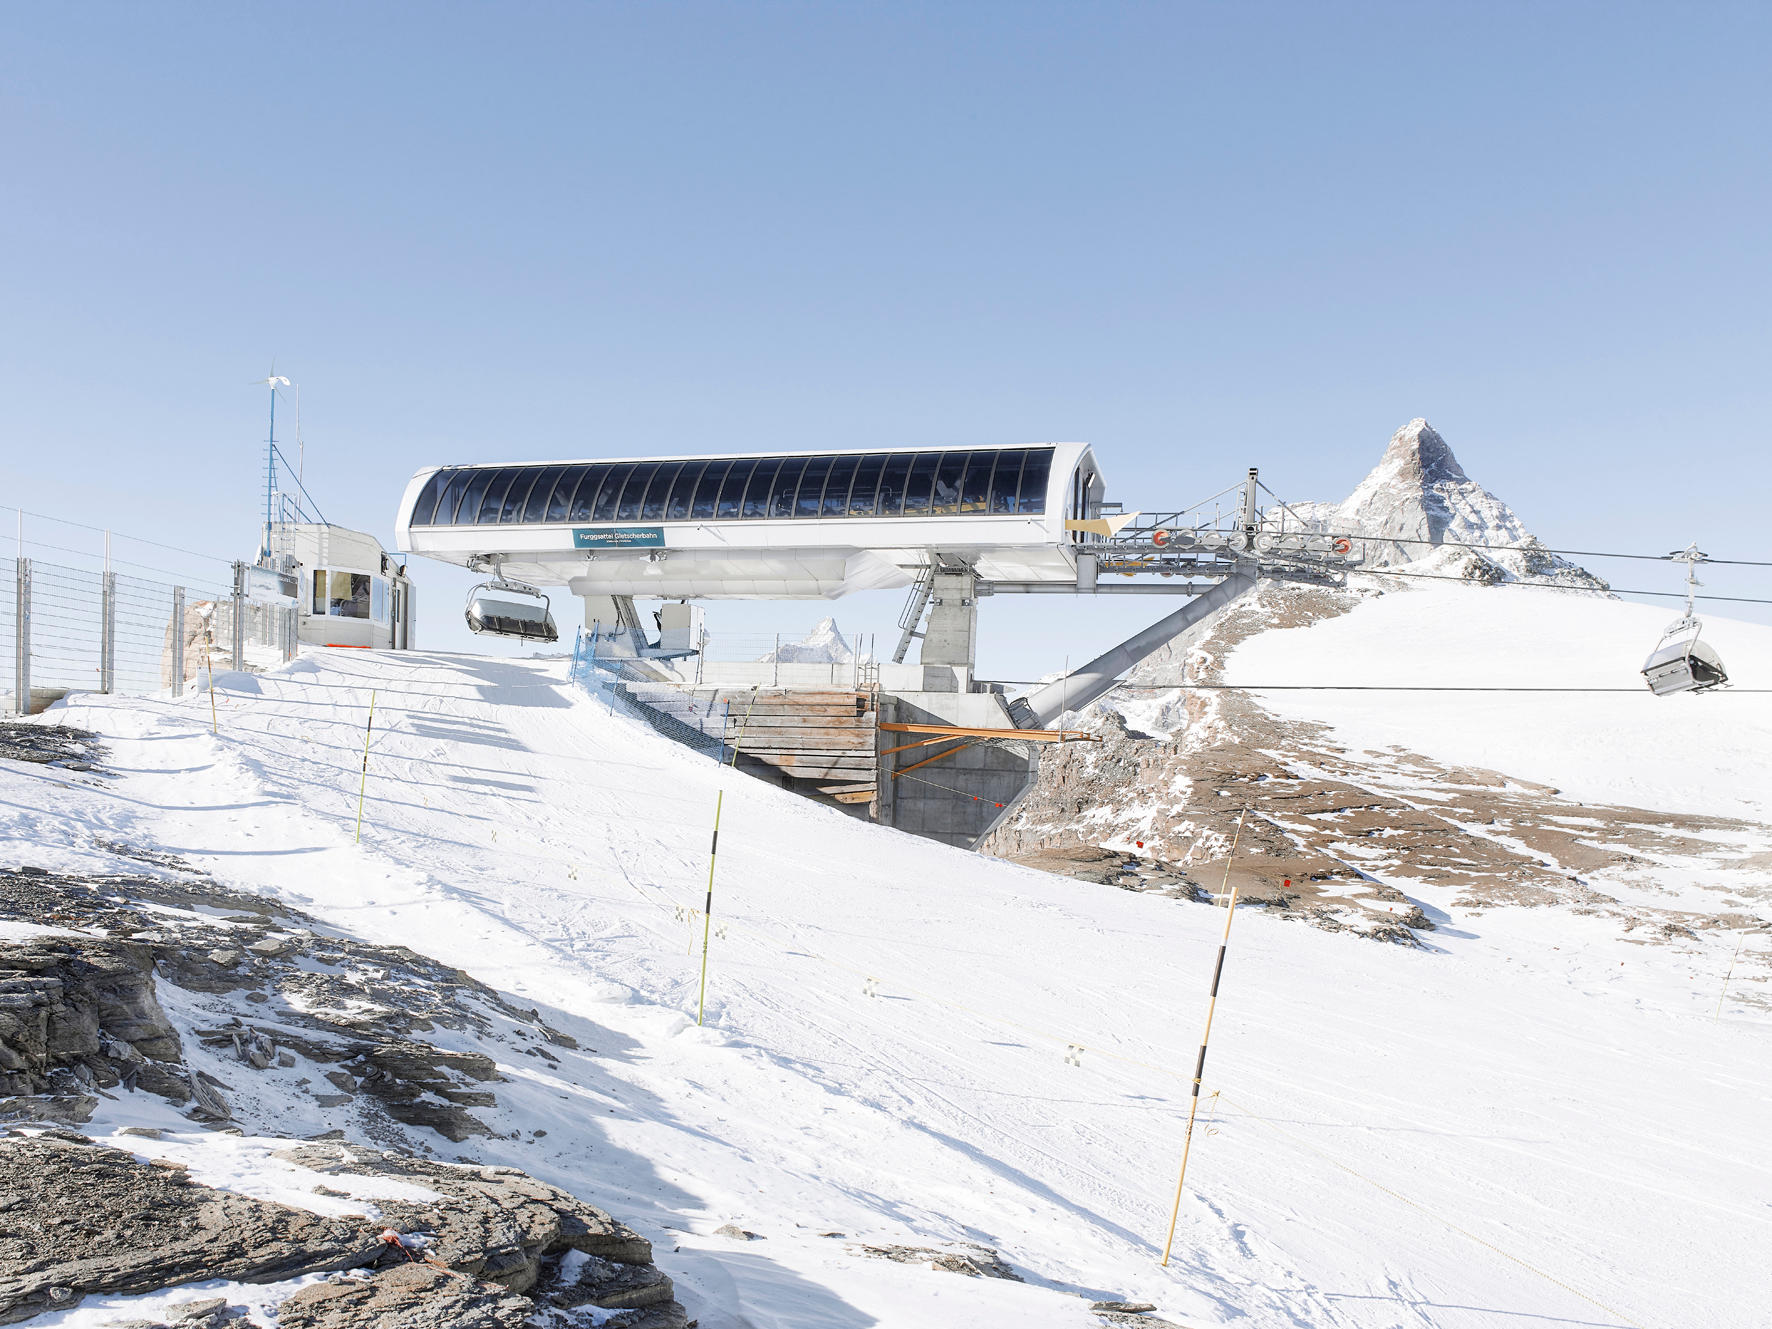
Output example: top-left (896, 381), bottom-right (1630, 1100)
top-left (275, 1263), bottom-right (535, 1329)
top-left (275, 1145), bottom-right (655, 1291)
top-left (0, 1136), bottom-right (381, 1325)
top-left (0, 935), bottom-right (189, 1119)
top-left (0, 722), bottom-right (101, 771)
top-left (0, 866), bottom-right (577, 1140)
top-left (0, 1136), bottom-right (686, 1329)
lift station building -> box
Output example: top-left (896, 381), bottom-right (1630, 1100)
top-left (396, 443), bottom-right (1344, 846)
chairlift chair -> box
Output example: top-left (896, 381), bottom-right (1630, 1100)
top-left (465, 564), bottom-right (558, 644)
top-left (1641, 544), bottom-right (1728, 695)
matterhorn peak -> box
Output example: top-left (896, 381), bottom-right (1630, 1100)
top-left (1375, 418), bottom-right (1469, 487)
top-left (1299, 419), bottom-right (1605, 588)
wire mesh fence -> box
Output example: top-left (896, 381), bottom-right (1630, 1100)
top-left (567, 627), bottom-right (732, 760)
top-left (4, 556), bottom-right (298, 715)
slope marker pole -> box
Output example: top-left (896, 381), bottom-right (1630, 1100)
top-left (205, 638), bottom-right (219, 735)
top-left (1160, 806), bottom-right (1248, 1268)
top-left (354, 690), bottom-right (377, 844)
top-left (1715, 935), bottom-right (1745, 1021)
top-left (696, 789), bottom-right (724, 1025)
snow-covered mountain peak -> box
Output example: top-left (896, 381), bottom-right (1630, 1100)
top-left (1358, 416), bottom-right (1469, 492)
top-left (757, 615), bottom-right (858, 663)
top-left (1302, 418), bottom-right (1603, 586)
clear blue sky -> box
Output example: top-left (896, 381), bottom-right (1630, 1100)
top-left (3, 2), bottom-right (1768, 672)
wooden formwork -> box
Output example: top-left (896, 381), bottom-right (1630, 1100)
top-left (717, 689), bottom-right (880, 794)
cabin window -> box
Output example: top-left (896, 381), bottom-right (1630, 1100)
top-left (793, 457), bottom-right (831, 518)
top-left (311, 569), bottom-right (377, 620)
top-left (1018, 450), bottom-right (1052, 514)
top-left (821, 455), bottom-right (858, 517)
top-left (770, 458), bottom-right (806, 519)
top-left (848, 454), bottom-right (885, 516)
top-left (615, 463), bottom-right (657, 521)
top-left (904, 453), bottom-right (940, 515)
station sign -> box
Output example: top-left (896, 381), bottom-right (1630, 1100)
top-left (573, 527), bottom-right (666, 549)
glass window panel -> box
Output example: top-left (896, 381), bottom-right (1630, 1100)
top-left (433, 469), bottom-right (476, 524)
top-left (903, 453), bottom-right (940, 515)
top-left (371, 577), bottom-right (388, 623)
top-left (718, 459), bottom-right (756, 519)
top-left (615, 463), bottom-right (657, 521)
top-left (472, 468), bottom-right (516, 524)
top-left (497, 468), bottom-right (538, 523)
top-left (794, 457), bottom-right (832, 518)
top-left (930, 452), bottom-right (969, 515)
top-left (987, 450), bottom-right (1027, 513)
top-left (821, 456), bottom-right (858, 517)
top-left (589, 464), bottom-right (632, 521)
top-left (665, 461), bottom-right (704, 521)
top-left (959, 452), bottom-right (994, 513)
top-left (847, 454), bottom-right (885, 516)
top-left (741, 459), bottom-right (780, 518)
top-left (411, 470), bottom-right (451, 525)
top-left (640, 462), bottom-right (681, 520)
top-left (550, 466), bottom-right (589, 522)
top-left (1018, 449), bottom-right (1053, 514)
top-left (517, 466), bottom-right (563, 523)
top-left (770, 457), bottom-right (807, 519)
top-left (312, 570), bottom-right (326, 615)
top-left (452, 469), bottom-right (497, 526)
top-left (341, 573), bottom-right (372, 619)
top-left (876, 454), bottom-right (913, 516)
top-left (692, 460), bottom-right (730, 519)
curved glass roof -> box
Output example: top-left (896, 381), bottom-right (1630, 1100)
top-left (409, 448), bottom-right (1055, 527)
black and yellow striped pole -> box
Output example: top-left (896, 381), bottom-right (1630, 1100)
top-left (1160, 806), bottom-right (1248, 1267)
top-left (354, 690), bottom-right (377, 844)
top-left (695, 788), bottom-right (724, 1025)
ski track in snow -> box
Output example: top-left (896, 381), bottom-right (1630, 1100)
top-left (5, 647), bottom-right (1768, 1328)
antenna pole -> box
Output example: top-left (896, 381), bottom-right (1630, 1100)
top-left (262, 383), bottom-right (277, 562)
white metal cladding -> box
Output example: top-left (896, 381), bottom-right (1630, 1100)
top-left (395, 443), bottom-right (1103, 599)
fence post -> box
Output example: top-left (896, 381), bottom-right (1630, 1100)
top-left (171, 587), bottom-right (186, 697)
top-left (99, 570), bottom-right (117, 693)
top-left (13, 559), bottom-right (28, 716)
top-left (230, 562), bottom-right (245, 672)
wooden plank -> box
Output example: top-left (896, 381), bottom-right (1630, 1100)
top-left (879, 722), bottom-right (1097, 743)
top-left (732, 737), bottom-right (877, 753)
top-left (830, 789), bottom-right (877, 805)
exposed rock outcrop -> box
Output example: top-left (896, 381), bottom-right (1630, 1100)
top-left (0, 1134), bottom-right (381, 1324)
top-left (0, 1134), bottom-right (687, 1328)
top-left (0, 865), bottom-right (576, 1141)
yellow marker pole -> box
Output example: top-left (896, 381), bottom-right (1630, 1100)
top-left (727, 687), bottom-right (761, 767)
top-left (354, 690), bottom-right (377, 844)
top-left (696, 789), bottom-right (724, 1025)
top-left (205, 638), bottom-right (219, 735)
top-left (1160, 806), bottom-right (1248, 1267)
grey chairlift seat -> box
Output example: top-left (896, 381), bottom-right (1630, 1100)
top-left (465, 576), bottom-right (558, 644)
top-left (1641, 543), bottom-right (1727, 696)
top-left (1641, 619), bottom-right (1727, 695)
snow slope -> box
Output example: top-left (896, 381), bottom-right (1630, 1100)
top-left (7, 650), bottom-right (1768, 1328)
top-left (1226, 582), bottom-right (1772, 821)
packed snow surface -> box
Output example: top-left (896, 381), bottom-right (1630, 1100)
top-left (1226, 583), bottom-right (1772, 820)
top-left (8, 648), bottom-right (1768, 1328)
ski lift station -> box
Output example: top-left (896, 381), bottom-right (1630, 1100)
top-left (394, 443), bottom-right (1365, 846)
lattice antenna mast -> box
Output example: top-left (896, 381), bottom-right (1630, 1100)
top-left (255, 372), bottom-right (290, 560)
